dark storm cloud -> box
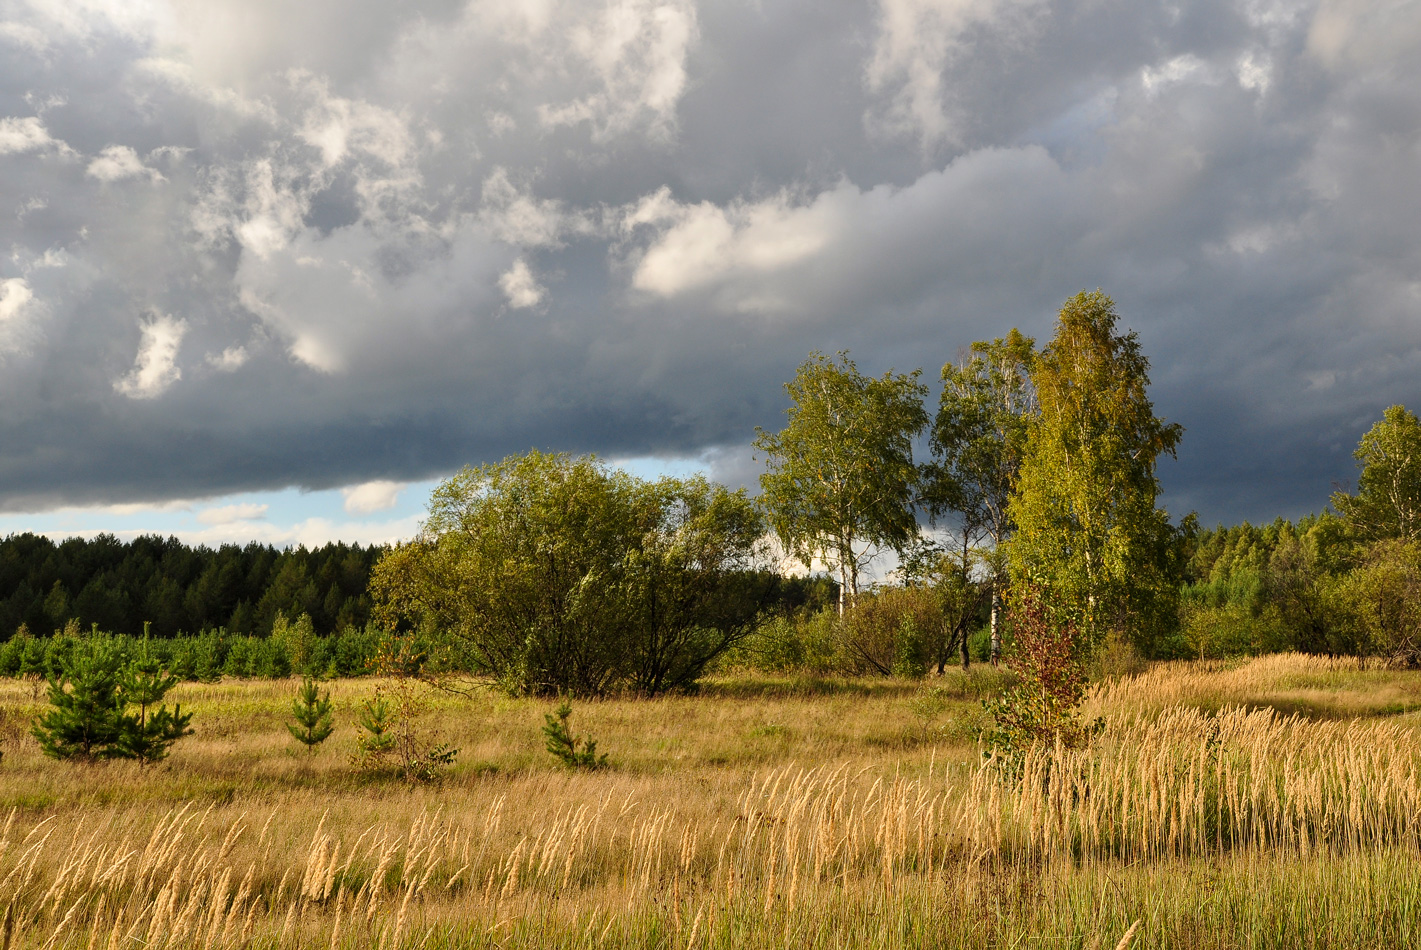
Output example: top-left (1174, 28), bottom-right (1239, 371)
top-left (0, 0), bottom-right (1418, 525)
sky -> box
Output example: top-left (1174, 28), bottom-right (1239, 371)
top-left (0, 0), bottom-right (1418, 548)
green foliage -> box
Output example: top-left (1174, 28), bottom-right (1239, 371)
top-left (1008, 290), bottom-right (1186, 657)
top-left (271, 611), bottom-right (317, 673)
top-left (351, 640), bottom-right (457, 781)
top-left (0, 533), bottom-right (381, 641)
top-left (1332, 405), bottom-right (1421, 544)
top-left (371, 451), bottom-right (768, 698)
top-left (114, 641), bottom-right (193, 764)
top-left (924, 329), bottom-right (1036, 543)
top-left (899, 541), bottom-right (990, 671)
top-left (1178, 602), bottom-right (1290, 659)
top-left (1, 623), bottom-right (386, 682)
top-left (721, 607), bottom-right (848, 674)
top-left (354, 696), bottom-right (397, 764)
top-left (845, 586), bottom-right (942, 676)
top-left (891, 616), bottom-right (928, 678)
top-left (288, 675), bottom-right (336, 753)
top-left (753, 351), bottom-right (928, 614)
top-left (30, 639), bottom-right (125, 760)
top-left (31, 637), bottom-right (192, 762)
top-left (542, 702), bottom-right (607, 770)
top-left (923, 332), bottom-right (1038, 663)
top-left (1334, 541), bottom-right (1421, 665)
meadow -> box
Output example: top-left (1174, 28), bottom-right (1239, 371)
top-left (2, 655), bottom-right (1421, 948)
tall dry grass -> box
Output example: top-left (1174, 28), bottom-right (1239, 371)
top-left (0, 654), bottom-right (1419, 947)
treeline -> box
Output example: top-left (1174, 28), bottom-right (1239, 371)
top-left (1180, 510), bottom-right (1421, 662)
top-left (0, 533), bottom-right (383, 640)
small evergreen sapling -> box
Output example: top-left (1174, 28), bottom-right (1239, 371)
top-left (32, 633), bottom-right (195, 763)
top-left (31, 640), bottom-right (125, 760)
top-left (288, 676), bottom-right (335, 754)
top-left (543, 702), bottom-right (607, 770)
top-left (115, 645), bottom-right (193, 765)
top-left (354, 696), bottom-right (397, 769)
top-left (350, 638), bottom-right (457, 781)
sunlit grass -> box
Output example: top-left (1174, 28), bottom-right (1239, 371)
top-left (0, 654), bottom-right (1418, 947)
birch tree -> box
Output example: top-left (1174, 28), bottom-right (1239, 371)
top-left (754, 351), bottom-right (928, 614)
top-left (922, 329), bottom-right (1037, 662)
top-left (1332, 405), bottom-right (1421, 544)
top-left (1007, 291), bottom-right (1184, 655)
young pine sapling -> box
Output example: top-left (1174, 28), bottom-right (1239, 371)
top-left (543, 702), bottom-right (607, 770)
top-left (288, 675), bottom-right (335, 754)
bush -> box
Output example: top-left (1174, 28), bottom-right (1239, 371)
top-left (31, 638), bottom-right (192, 763)
top-left (721, 608), bottom-right (848, 674)
top-left (1337, 541), bottom-right (1421, 665)
top-left (371, 451), bottom-right (769, 697)
top-left (31, 639), bottom-right (125, 760)
top-left (542, 702), bottom-right (607, 770)
top-left (1177, 602), bottom-right (1289, 660)
top-left (845, 587), bottom-right (941, 676)
top-left (352, 638), bottom-right (457, 781)
top-left (981, 592), bottom-right (1099, 767)
top-left (113, 645), bottom-right (193, 765)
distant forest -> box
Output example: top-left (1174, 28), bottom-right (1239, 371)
top-left (0, 533), bottom-right (382, 639)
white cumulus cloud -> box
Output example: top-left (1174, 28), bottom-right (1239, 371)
top-left (196, 502), bottom-right (269, 525)
top-left (0, 116), bottom-right (69, 156)
top-left (499, 258), bottom-right (546, 308)
top-left (115, 312), bottom-right (187, 399)
top-left (0, 277), bottom-right (33, 322)
top-left (206, 345), bottom-right (248, 370)
top-left (0, 277), bottom-right (41, 356)
top-left (341, 479), bottom-right (405, 514)
top-left (537, 0), bottom-right (698, 141)
top-left (86, 145), bottom-right (163, 182)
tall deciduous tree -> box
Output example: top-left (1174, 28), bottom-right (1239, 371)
top-left (1332, 405), bottom-right (1421, 544)
top-left (922, 329), bottom-right (1037, 662)
top-left (1007, 291), bottom-right (1185, 655)
top-left (754, 352), bottom-right (929, 614)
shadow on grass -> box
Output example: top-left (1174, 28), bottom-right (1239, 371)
top-left (1188, 697), bottom-right (1421, 722)
top-left (701, 675), bottom-right (923, 700)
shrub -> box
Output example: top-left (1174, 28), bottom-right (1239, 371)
top-left (31, 639), bottom-right (125, 760)
top-left (113, 645), bottom-right (193, 765)
top-left (288, 676), bottom-right (335, 754)
top-left (352, 638), bottom-right (457, 781)
top-left (1338, 541), bottom-right (1421, 665)
top-left (32, 638), bottom-right (192, 763)
top-left (981, 592), bottom-right (1099, 767)
top-left (722, 608), bottom-right (848, 674)
top-left (370, 451), bottom-right (768, 698)
top-left (354, 696), bottom-right (397, 767)
top-left (542, 702), bottom-right (607, 770)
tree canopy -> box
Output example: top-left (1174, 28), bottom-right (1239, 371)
top-left (1007, 290), bottom-right (1185, 653)
top-left (923, 329), bottom-right (1037, 662)
top-left (370, 451), bottom-right (769, 697)
top-left (753, 351), bottom-right (928, 614)
top-left (1332, 404), bottom-right (1421, 545)
top-left (0, 534), bottom-right (380, 640)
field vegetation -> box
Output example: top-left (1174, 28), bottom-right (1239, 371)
top-left (2, 655), bottom-right (1421, 948)
top-left (4, 290), bottom-right (1421, 947)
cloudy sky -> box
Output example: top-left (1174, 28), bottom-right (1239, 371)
top-left (0, 0), bottom-right (1418, 545)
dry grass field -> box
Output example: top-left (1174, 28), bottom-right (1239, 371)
top-left (2, 655), bottom-right (1421, 948)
